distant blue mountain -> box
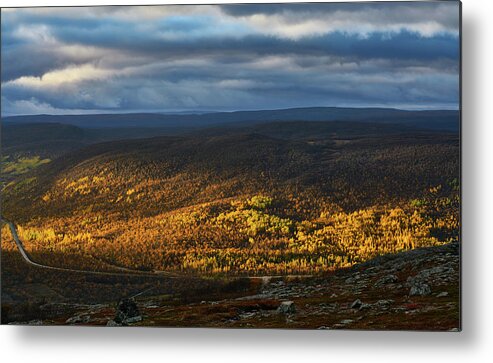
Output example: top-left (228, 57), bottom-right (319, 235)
top-left (2, 107), bottom-right (459, 132)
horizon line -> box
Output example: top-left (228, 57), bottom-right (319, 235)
top-left (1, 105), bottom-right (460, 118)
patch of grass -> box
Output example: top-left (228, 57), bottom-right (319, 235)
top-left (2, 156), bottom-right (51, 176)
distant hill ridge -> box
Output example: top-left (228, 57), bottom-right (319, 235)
top-left (2, 107), bottom-right (459, 131)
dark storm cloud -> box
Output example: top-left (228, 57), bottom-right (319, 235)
top-left (220, 2), bottom-right (459, 31)
top-left (46, 28), bottom-right (458, 63)
top-left (1, 2), bottom-right (460, 116)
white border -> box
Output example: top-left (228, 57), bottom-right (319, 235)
top-left (1, 1), bottom-right (492, 362)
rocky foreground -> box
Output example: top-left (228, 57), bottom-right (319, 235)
top-left (9, 242), bottom-right (460, 331)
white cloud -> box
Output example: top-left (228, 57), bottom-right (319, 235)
top-left (5, 63), bottom-right (114, 88)
top-left (13, 24), bottom-right (57, 43)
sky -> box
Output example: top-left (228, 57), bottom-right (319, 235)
top-left (1, 2), bottom-right (460, 116)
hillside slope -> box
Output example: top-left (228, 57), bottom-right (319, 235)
top-left (2, 122), bottom-right (459, 275)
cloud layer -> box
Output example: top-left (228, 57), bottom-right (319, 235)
top-left (1, 2), bottom-right (460, 116)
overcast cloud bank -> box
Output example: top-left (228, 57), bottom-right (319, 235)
top-left (1, 2), bottom-right (460, 116)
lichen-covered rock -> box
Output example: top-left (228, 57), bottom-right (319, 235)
top-left (106, 319), bottom-right (121, 327)
top-left (409, 283), bottom-right (432, 296)
top-left (374, 274), bottom-right (399, 287)
top-left (351, 299), bottom-right (362, 309)
top-left (277, 301), bottom-right (296, 314)
top-left (65, 314), bottom-right (91, 324)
